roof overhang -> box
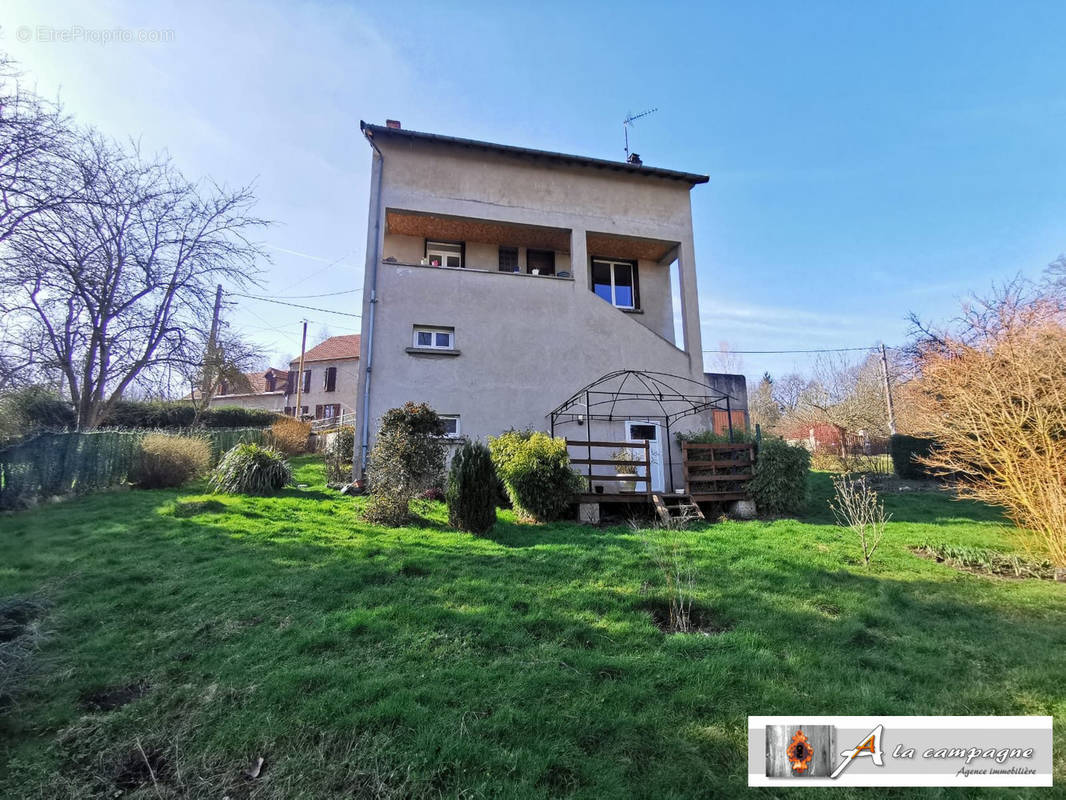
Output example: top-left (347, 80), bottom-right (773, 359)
top-left (361, 121), bottom-right (709, 187)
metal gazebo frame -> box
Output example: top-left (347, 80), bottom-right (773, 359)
top-left (547, 370), bottom-right (737, 493)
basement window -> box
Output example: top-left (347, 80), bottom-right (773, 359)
top-left (592, 258), bottom-right (638, 309)
top-left (426, 240), bottom-right (463, 268)
top-left (413, 326), bottom-right (454, 350)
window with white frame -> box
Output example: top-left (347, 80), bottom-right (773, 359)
top-left (412, 326), bottom-right (454, 350)
top-left (426, 241), bottom-right (463, 268)
top-left (591, 258), bottom-right (638, 309)
top-left (439, 415), bottom-right (460, 438)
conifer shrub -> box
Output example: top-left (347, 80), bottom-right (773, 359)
top-left (749, 437), bottom-right (810, 516)
top-left (445, 440), bottom-right (498, 534)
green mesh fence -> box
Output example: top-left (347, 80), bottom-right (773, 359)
top-left (0, 427), bottom-right (267, 509)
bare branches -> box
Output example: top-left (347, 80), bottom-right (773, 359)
top-left (909, 271), bottom-right (1066, 567)
top-left (0, 112), bottom-right (268, 427)
top-left (829, 474), bottom-right (889, 568)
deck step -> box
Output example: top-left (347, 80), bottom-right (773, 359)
top-left (652, 494), bottom-right (706, 525)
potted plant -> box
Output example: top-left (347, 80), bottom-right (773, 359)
top-left (612, 448), bottom-right (638, 492)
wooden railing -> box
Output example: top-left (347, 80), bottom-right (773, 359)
top-left (566, 439), bottom-right (652, 498)
top-left (682, 441), bottom-right (755, 502)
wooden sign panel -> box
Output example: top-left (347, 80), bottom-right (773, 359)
top-left (765, 725), bottom-right (836, 777)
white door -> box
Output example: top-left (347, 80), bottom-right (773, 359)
top-left (626, 421), bottom-right (665, 493)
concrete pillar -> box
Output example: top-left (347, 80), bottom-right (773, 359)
top-left (569, 227), bottom-right (588, 287)
top-left (577, 502), bottom-right (600, 524)
top-left (675, 234), bottom-right (704, 366)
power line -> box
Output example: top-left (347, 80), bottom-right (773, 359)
top-left (232, 294), bottom-right (362, 318)
top-left (270, 288), bottom-right (362, 300)
top-left (703, 345), bottom-right (896, 355)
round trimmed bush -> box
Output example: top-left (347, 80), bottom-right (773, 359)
top-left (489, 430), bottom-right (583, 522)
top-left (446, 440), bottom-right (498, 534)
top-left (210, 443), bottom-right (292, 495)
top-left (130, 433), bottom-right (212, 489)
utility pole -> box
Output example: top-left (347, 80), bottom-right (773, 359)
top-left (879, 343), bottom-right (897, 435)
top-left (198, 284), bottom-right (224, 417)
top-left (294, 319), bottom-right (308, 419)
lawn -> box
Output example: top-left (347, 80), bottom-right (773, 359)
top-left (1, 459), bottom-right (1064, 798)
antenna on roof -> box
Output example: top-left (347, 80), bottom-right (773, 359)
top-left (623, 108), bottom-right (657, 163)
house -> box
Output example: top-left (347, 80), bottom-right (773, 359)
top-left (284, 334), bottom-right (360, 422)
top-left (205, 335), bottom-right (360, 423)
top-left (355, 120), bottom-right (727, 492)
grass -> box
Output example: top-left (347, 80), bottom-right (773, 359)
top-left (0, 460), bottom-right (1063, 798)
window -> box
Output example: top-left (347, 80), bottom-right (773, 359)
top-left (526, 249), bottom-right (555, 276)
top-left (284, 406), bottom-right (293, 416)
top-left (314, 403), bottom-right (340, 420)
top-left (498, 246), bottom-right (519, 273)
top-left (323, 366), bottom-right (337, 392)
top-left (426, 240), bottom-right (463, 268)
top-left (439, 415), bottom-right (460, 438)
top-left (302, 369), bottom-right (312, 393)
top-left (591, 258), bottom-right (638, 309)
top-left (412, 326), bottom-right (454, 350)
top-left (264, 372), bottom-right (276, 391)
top-left (286, 371), bottom-right (295, 394)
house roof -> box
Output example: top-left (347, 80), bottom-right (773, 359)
top-left (361, 122), bottom-right (710, 186)
top-left (294, 334), bottom-right (361, 364)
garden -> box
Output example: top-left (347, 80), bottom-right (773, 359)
top-left (1, 404), bottom-right (1064, 798)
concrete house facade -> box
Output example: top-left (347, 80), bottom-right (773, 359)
top-left (355, 121), bottom-right (718, 491)
top-left (284, 334), bottom-right (360, 422)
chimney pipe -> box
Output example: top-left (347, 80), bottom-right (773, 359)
top-left (385, 119), bottom-right (402, 129)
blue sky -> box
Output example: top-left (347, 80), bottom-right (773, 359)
top-left (3, 0), bottom-right (1064, 380)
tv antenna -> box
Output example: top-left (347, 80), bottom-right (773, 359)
top-left (624, 107), bottom-right (657, 160)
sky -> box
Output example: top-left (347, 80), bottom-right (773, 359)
top-left (2, 0), bottom-right (1064, 382)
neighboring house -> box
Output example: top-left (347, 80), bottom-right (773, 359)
top-left (355, 120), bottom-right (727, 491)
top-left (284, 334), bottom-right (360, 422)
top-left (204, 335), bottom-right (360, 422)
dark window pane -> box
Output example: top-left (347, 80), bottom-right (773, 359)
top-left (592, 261), bottom-right (612, 302)
top-left (614, 265), bottom-right (633, 307)
top-left (417, 331), bottom-right (432, 346)
top-left (499, 246), bottom-right (518, 272)
top-left (435, 332), bottom-right (450, 347)
top-left (630, 424), bottom-right (656, 440)
top-left (527, 249), bottom-right (555, 275)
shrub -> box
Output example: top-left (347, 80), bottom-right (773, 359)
top-left (129, 433), bottom-right (212, 489)
top-left (364, 403), bottom-right (446, 526)
top-left (100, 400), bottom-right (197, 429)
top-left (210, 443), bottom-right (292, 495)
top-left (830, 474), bottom-right (890, 568)
top-left (325, 426), bottom-right (355, 484)
top-left (0, 386), bottom-right (75, 442)
top-left (749, 437), bottom-right (810, 516)
top-left (489, 430), bottom-right (583, 522)
top-left (890, 434), bottom-right (936, 480)
top-left (675, 428), bottom-right (757, 445)
top-left (269, 416), bottom-right (312, 455)
top-left (446, 440), bottom-right (498, 534)
top-left (202, 406), bottom-right (280, 428)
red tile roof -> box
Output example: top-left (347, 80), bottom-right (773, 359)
top-left (293, 334), bottom-right (361, 364)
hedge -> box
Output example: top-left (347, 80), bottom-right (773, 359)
top-left (890, 434), bottom-right (936, 480)
top-left (100, 401), bottom-right (279, 430)
top-left (749, 437), bottom-right (810, 516)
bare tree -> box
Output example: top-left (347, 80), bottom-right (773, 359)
top-left (772, 372), bottom-right (810, 416)
top-left (0, 54), bottom-right (72, 245)
top-left (0, 131), bottom-right (267, 428)
top-left (749, 372), bottom-right (781, 432)
top-left (794, 352), bottom-right (887, 455)
top-left (707, 340), bottom-right (743, 374)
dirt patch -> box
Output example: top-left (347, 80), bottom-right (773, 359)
top-left (641, 600), bottom-right (731, 635)
top-left (112, 743), bottom-right (172, 790)
top-left (80, 681), bottom-right (149, 712)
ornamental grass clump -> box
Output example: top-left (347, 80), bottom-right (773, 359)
top-left (210, 443), bottom-right (292, 496)
top-left (268, 416), bottom-right (312, 455)
top-left (129, 433), bottom-right (212, 489)
top-left (445, 440), bottom-right (498, 535)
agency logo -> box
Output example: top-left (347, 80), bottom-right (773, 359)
top-left (750, 716), bottom-right (1051, 787)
